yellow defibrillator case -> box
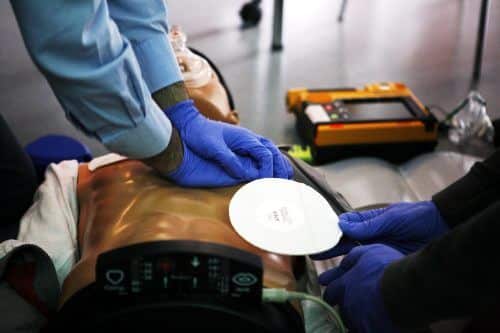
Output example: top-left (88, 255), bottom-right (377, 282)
top-left (286, 82), bottom-right (438, 163)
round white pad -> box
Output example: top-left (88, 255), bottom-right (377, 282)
top-left (229, 178), bottom-right (342, 255)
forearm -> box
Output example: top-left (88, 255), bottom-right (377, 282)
top-left (152, 81), bottom-right (189, 110)
top-left (139, 81), bottom-right (189, 174)
top-left (380, 201), bottom-right (500, 331)
top-left (10, 0), bottom-right (172, 159)
top-left (432, 149), bottom-right (500, 227)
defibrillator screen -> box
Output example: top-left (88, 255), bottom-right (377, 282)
top-left (335, 98), bottom-right (416, 121)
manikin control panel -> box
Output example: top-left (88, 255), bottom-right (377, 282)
top-left (96, 241), bottom-right (263, 304)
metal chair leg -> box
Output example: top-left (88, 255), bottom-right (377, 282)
top-left (471, 0), bottom-right (490, 90)
top-left (338, 0), bottom-right (348, 22)
top-left (271, 0), bottom-right (284, 51)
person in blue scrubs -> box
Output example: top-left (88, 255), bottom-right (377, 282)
top-left (9, 0), bottom-right (292, 188)
top-left (0, 0), bottom-right (292, 240)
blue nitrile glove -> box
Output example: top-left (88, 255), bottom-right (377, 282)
top-left (319, 244), bottom-right (403, 333)
top-left (311, 201), bottom-right (448, 258)
top-left (164, 100), bottom-right (293, 182)
top-left (167, 140), bottom-right (259, 187)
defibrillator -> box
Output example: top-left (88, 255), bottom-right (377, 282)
top-left (286, 82), bottom-right (438, 163)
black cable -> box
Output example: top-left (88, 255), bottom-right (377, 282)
top-left (426, 97), bottom-right (470, 127)
top-left (444, 98), bottom-right (470, 121)
top-left (426, 104), bottom-right (450, 118)
top-left (188, 47), bottom-right (236, 111)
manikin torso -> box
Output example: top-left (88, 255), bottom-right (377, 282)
top-left (59, 160), bottom-right (297, 306)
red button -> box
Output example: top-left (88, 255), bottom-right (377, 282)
top-left (158, 262), bottom-right (172, 272)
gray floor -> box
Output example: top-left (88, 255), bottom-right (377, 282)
top-left (1, 0), bottom-right (499, 158)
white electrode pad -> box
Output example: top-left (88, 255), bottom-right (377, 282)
top-left (229, 178), bottom-right (342, 256)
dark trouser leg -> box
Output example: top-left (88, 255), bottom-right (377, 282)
top-left (0, 115), bottom-right (37, 241)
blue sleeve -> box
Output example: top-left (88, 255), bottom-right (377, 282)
top-left (10, 0), bottom-right (172, 159)
top-left (108, 0), bottom-right (183, 93)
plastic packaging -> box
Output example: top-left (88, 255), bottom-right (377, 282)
top-left (168, 25), bottom-right (239, 124)
top-left (448, 91), bottom-right (494, 145)
top-left (169, 25), bottom-right (212, 88)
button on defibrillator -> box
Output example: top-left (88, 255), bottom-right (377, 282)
top-left (232, 272), bottom-right (258, 287)
top-left (106, 269), bottom-right (125, 285)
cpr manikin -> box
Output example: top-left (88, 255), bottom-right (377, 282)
top-left (50, 62), bottom-right (305, 331)
top-left (5, 132), bottom-right (347, 332)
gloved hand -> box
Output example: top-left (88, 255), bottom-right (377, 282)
top-left (164, 100), bottom-right (293, 184)
top-left (169, 140), bottom-right (261, 187)
top-left (319, 244), bottom-right (403, 333)
top-left (311, 201), bottom-right (448, 258)
top-left (142, 126), bottom-right (256, 187)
